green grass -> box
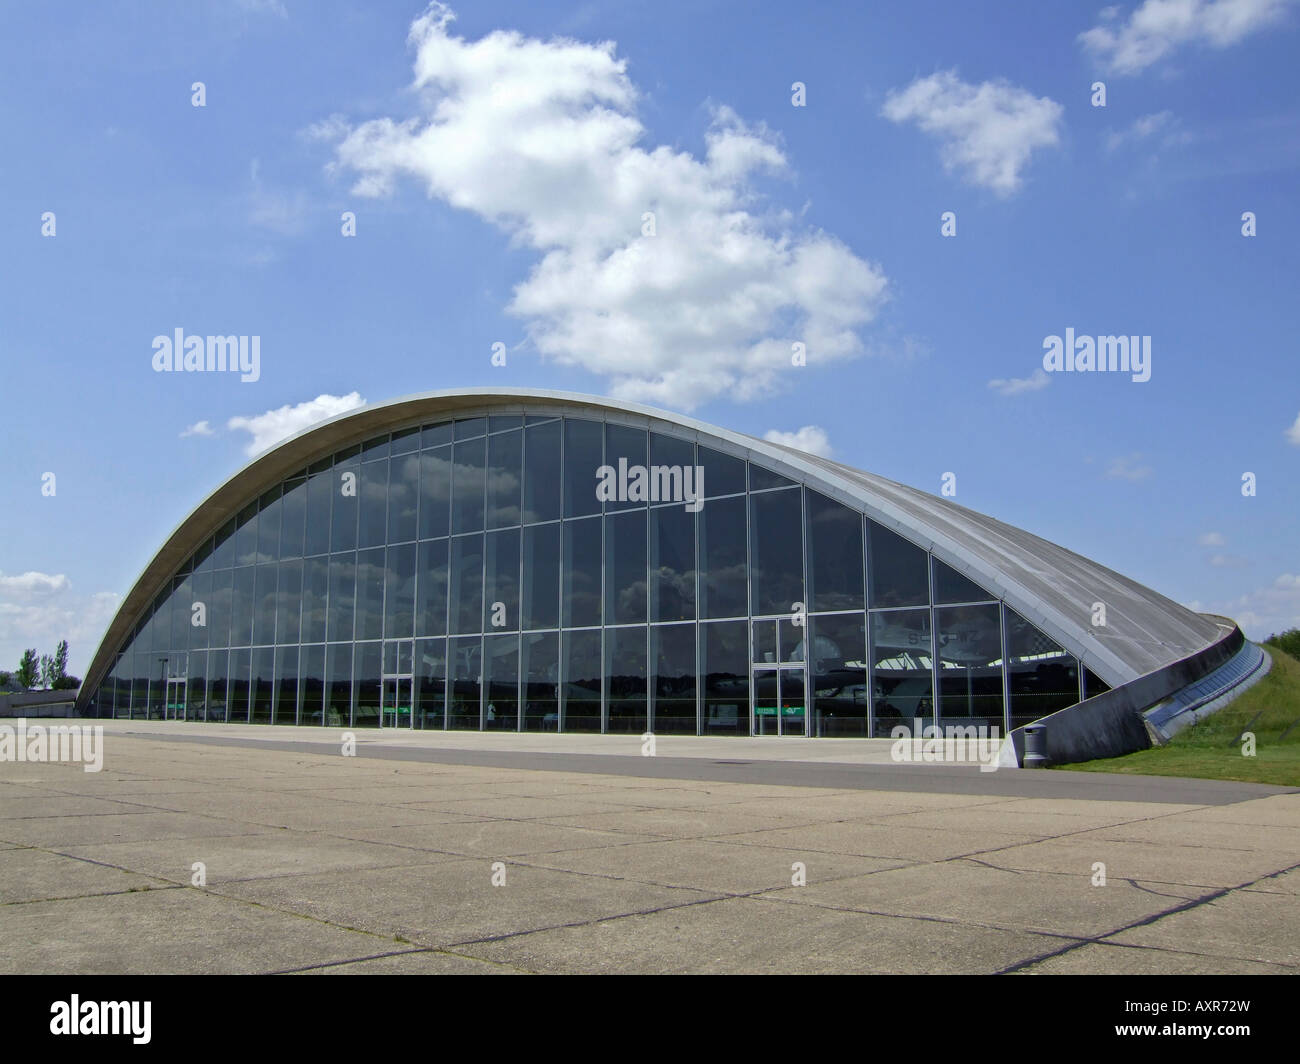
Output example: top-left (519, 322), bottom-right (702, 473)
top-left (1066, 642), bottom-right (1300, 787)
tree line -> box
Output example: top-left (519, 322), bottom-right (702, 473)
top-left (0, 640), bottom-right (81, 691)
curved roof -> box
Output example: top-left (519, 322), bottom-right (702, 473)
top-left (78, 387), bottom-right (1225, 705)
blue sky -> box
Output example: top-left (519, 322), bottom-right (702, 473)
top-left (2, 0), bottom-right (1298, 676)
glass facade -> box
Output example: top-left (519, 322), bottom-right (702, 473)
top-left (89, 409), bottom-right (1088, 736)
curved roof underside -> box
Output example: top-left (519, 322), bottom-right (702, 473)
top-left (79, 388), bottom-right (1225, 705)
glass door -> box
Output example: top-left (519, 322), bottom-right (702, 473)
top-left (165, 678), bottom-right (187, 721)
top-left (752, 666), bottom-right (806, 736)
top-left (381, 676), bottom-right (413, 728)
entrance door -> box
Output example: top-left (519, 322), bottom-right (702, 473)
top-left (165, 678), bottom-right (186, 721)
top-left (752, 666), bottom-right (806, 736)
top-left (381, 676), bottom-right (413, 728)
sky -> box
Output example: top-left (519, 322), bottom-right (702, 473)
top-left (1, 0), bottom-right (1298, 678)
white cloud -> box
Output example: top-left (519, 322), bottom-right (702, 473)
top-left (763, 425), bottom-right (833, 458)
top-left (1105, 110), bottom-right (1175, 150)
top-left (1208, 553), bottom-right (1249, 568)
top-left (319, 4), bottom-right (888, 410)
top-left (248, 158), bottom-right (310, 235)
top-left (180, 420), bottom-right (215, 438)
top-left (0, 586), bottom-right (120, 680)
top-left (1191, 572), bottom-right (1300, 639)
top-left (1080, 0), bottom-right (1295, 75)
top-left (235, 0), bottom-right (288, 18)
top-left (987, 368), bottom-right (1050, 396)
top-left (1285, 410), bottom-right (1300, 444)
top-left (1198, 531), bottom-right (1226, 546)
top-left (880, 70), bottom-right (1063, 196)
top-left (1105, 452), bottom-right (1154, 481)
top-left (227, 392), bottom-right (366, 456)
top-left (0, 571), bottom-right (70, 597)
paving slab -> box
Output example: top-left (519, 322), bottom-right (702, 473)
top-left (333, 819), bottom-right (662, 857)
top-left (0, 811), bottom-right (280, 848)
top-left (1104, 890), bottom-right (1300, 967)
top-left (714, 821), bottom-right (1042, 862)
top-left (292, 949), bottom-right (523, 974)
top-left (1014, 942), bottom-right (1297, 975)
top-left (0, 848), bottom-right (171, 904)
top-left (455, 895), bottom-right (1062, 974)
top-left (534, 806), bottom-right (836, 840)
top-left (212, 859), bottom-right (715, 949)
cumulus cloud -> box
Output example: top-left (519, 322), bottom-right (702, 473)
top-left (0, 584), bottom-right (120, 679)
top-left (763, 425), bottom-right (833, 458)
top-left (1285, 410), bottom-right (1300, 445)
top-left (227, 392), bottom-right (366, 456)
top-left (1080, 0), bottom-right (1295, 74)
top-left (317, 3), bottom-right (888, 409)
top-left (180, 420), bottom-right (215, 438)
top-left (1105, 110), bottom-right (1176, 151)
top-left (1198, 531), bottom-right (1226, 546)
top-left (987, 368), bottom-right (1050, 396)
top-left (1190, 572), bottom-right (1300, 639)
top-left (1105, 453), bottom-right (1154, 481)
top-left (881, 70), bottom-right (1063, 196)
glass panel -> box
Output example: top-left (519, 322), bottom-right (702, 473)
top-left (1005, 607), bottom-right (1080, 729)
top-left (331, 461), bottom-right (359, 552)
top-left (418, 447), bottom-right (452, 539)
top-left (521, 631), bottom-right (559, 732)
top-left (485, 528), bottom-right (521, 632)
top-left (151, 590), bottom-right (171, 653)
top-left (652, 623), bottom-right (696, 734)
top-left (186, 650), bottom-right (206, 723)
top-left (231, 566), bottom-right (255, 645)
top-left (422, 421), bottom-right (452, 448)
top-left (870, 609), bottom-right (933, 735)
top-left (355, 547), bottom-right (385, 641)
top-left (523, 419), bottom-right (561, 524)
top-left (302, 557), bottom-right (329, 644)
top-left (449, 635), bottom-right (482, 729)
top-left (650, 432), bottom-right (694, 474)
top-left (253, 563), bottom-right (277, 646)
top-left (806, 491), bottom-right (864, 613)
top-left (750, 488), bottom-right (803, 617)
top-left (325, 643), bottom-right (352, 727)
top-left (702, 621), bottom-right (754, 728)
top-left (936, 603), bottom-right (1004, 728)
top-left (650, 505), bottom-right (695, 623)
top-left (605, 510), bottom-right (647, 625)
top-left (486, 429), bottom-right (523, 529)
top-left (749, 464), bottom-right (794, 492)
top-left (932, 557), bottom-right (994, 605)
top-left (274, 645), bottom-right (299, 725)
top-left (697, 445), bottom-right (745, 497)
top-left (454, 417), bottom-right (487, 440)
top-left (304, 469), bottom-right (332, 557)
top-left (388, 452), bottom-right (420, 544)
top-left (563, 418), bottom-right (603, 518)
top-left (281, 478), bottom-right (307, 559)
top-left (234, 502), bottom-right (259, 567)
top-left (384, 543), bottom-right (417, 639)
top-left (206, 648), bottom-right (229, 723)
top-left (562, 517), bottom-right (602, 628)
top-left (561, 629), bottom-right (602, 732)
top-left (808, 613), bottom-right (868, 737)
top-left (450, 534), bottom-right (484, 635)
top-left (327, 553), bottom-right (356, 643)
top-left (228, 648), bottom-right (251, 723)
top-left (699, 496), bottom-right (747, 619)
top-left (606, 626), bottom-right (647, 733)
top-left (300, 644), bottom-right (325, 726)
top-left (190, 571), bottom-right (211, 650)
top-left (212, 517), bottom-right (236, 570)
top-left (521, 523), bottom-right (560, 630)
top-left (360, 434), bottom-right (390, 461)
top-left (781, 668), bottom-right (807, 736)
top-left (359, 458), bottom-right (389, 549)
top-left (415, 637), bottom-right (447, 729)
top-left (390, 426), bottom-right (420, 455)
top-left (251, 647), bottom-right (274, 724)
top-left (1084, 667), bottom-right (1110, 698)
top-left (484, 633), bottom-right (519, 730)
top-left (753, 618), bottom-right (777, 664)
top-left (352, 641), bottom-right (381, 729)
top-left (415, 539), bottom-right (449, 637)
top-left (451, 437), bottom-right (486, 534)
top-left (604, 424), bottom-right (647, 512)
top-left (193, 537), bottom-right (214, 575)
top-left (257, 489), bottom-right (281, 561)
top-left (277, 560), bottom-right (302, 645)
top-left (868, 522), bottom-right (930, 608)
top-left (169, 576), bottom-right (192, 652)
top-left (752, 668), bottom-right (779, 735)
top-left (488, 414), bottom-right (523, 433)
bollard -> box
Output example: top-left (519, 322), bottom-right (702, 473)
top-left (1022, 724), bottom-right (1049, 768)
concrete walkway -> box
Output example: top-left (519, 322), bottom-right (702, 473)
top-left (1, 725), bottom-right (1296, 974)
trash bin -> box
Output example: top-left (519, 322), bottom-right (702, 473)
top-left (1023, 724), bottom-right (1049, 768)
